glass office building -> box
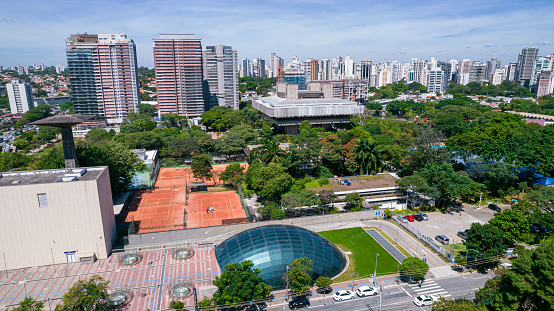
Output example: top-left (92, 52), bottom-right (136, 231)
top-left (214, 225), bottom-right (346, 289)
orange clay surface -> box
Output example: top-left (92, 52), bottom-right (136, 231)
top-left (124, 164), bottom-right (248, 233)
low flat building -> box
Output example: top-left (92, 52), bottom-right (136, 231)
top-left (253, 96), bottom-right (364, 134)
top-left (0, 166), bottom-right (116, 270)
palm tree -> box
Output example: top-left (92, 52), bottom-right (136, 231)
top-left (355, 139), bottom-right (382, 175)
top-left (254, 139), bottom-right (285, 164)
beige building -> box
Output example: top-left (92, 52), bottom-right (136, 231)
top-left (0, 167), bottom-right (116, 270)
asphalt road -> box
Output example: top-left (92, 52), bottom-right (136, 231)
top-left (268, 272), bottom-right (491, 311)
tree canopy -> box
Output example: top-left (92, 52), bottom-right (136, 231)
top-left (55, 275), bottom-right (109, 311)
top-left (212, 260), bottom-right (272, 306)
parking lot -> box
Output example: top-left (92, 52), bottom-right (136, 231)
top-left (401, 207), bottom-right (498, 246)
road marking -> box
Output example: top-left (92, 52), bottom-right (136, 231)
top-left (400, 286), bottom-right (412, 297)
top-left (413, 285), bottom-right (441, 292)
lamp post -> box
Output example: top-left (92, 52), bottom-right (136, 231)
top-left (478, 192), bottom-right (483, 208)
top-left (3, 252), bottom-right (7, 278)
top-left (285, 265), bottom-right (289, 302)
top-left (373, 253), bottom-right (380, 286)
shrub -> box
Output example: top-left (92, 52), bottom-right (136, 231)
top-left (318, 177), bottom-right (330, 186)
top-left (315, 276), bottom-right (332, 289)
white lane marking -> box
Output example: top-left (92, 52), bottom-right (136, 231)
top-left (400, 286), bottom-right (412, 297)
top-left (413, 285), bottom-right (441, 292)
top-left (420, 289), bottom-right (449, 295)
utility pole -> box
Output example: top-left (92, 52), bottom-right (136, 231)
top-left (373, 253), bottom-right (379, 286)
top-left (479, 192), bottom-right (483, 208)
top-left (379, 284), bottom-right (383, 311)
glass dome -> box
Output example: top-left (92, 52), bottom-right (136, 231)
top-left (215, 225), bottom-right (346, 289)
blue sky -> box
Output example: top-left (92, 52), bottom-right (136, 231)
top-left (1, 0), bottom-right (553, 68)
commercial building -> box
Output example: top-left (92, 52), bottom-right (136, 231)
top-left (203, 45), bottom-right (239, 110)
top-left (427, 68), bottom-right (445, 93)
top-left (469, 61), bottom-right (486, 83)
top-left (153, 34), bottom-right (204, 116)
top-left (506, 62), bottom-right (518, 81)
top-left (516, 47), bottom-right (539, 87)
top-left (66, 33), bottom-right (140, 124)
top-left (457, 59), bottom-right (472, 85)
top-left (0, 167), bottom-right (116, 270)
top-left (253, 95), bottom-right (364, 134)
top-left (536, 71), bottom-right (554, 97)
top-left (6, 79), bottom-right (34, 114)
top-left (215, 225), bottom-right (346, 289)
top-left (283, 69), bottom-right (307, 90)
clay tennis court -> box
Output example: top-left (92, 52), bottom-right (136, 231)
top-left (125, 188), bottom-right (186, 233)
top-left (186, 191), bottom-right (248, 228)
top-left (154, 163), bottom-right (249, 189)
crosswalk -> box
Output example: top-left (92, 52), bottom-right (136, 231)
top-left (409, 280), bottom-right (451, 298)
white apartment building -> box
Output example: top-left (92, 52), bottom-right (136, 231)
top-left (6, 79), bottom-right (35, 114)
top-left (203, 45), bottom-right (239, 110)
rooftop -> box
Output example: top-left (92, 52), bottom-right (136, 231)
top-left (30, 114), bottom-right (94, 127)
top-left (253, 96), bottom-right (365, 119)
top-left (0, 167), bottom-right (107, 186)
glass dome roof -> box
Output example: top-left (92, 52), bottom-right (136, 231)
top-left (214, 225), bottom-right (346, 289)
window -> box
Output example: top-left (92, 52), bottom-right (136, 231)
top-left (37, 193), bottom-right (48, 207)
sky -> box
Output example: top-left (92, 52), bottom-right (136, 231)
top-left (1, 0), bottom-right (554, 68)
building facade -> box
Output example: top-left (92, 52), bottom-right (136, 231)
top-left (0, 167), bottom-right (116, 270)
top-left (66, 33), bottom-right (140, 124)
top-left (516, 47), bottom-right (539, 87)
top-left (153, 34), bottom-right (204, 116)
top-left (6, 80), bottom-right (34, 114)
top-left (427, 68), bottom-right (445, 93)
top-left (203, 45), bottom-right (239, 110)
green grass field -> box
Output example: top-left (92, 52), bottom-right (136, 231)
top-left (443, 243), bottom-right (467, 258)
top-left (319, 227), bottom-right (401, 282)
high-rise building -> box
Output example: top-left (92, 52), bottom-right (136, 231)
top-left (485, 57), bottom-right (501, 80)
top-left (203, 45), bottom-right (239, 110)
top-left (242, 58), bottom-right (251, 77)
top-left (516, 47), bottom-right (539, 87)
top-left (17, 64), bottom-right (23, 75)
top-left (55, 64), bottom-right (65, 74)
top-left (6, 79), bottom-right (34, 114)
top-left (252, 58), bottom-right (266, 78)
top-left (270, 53), bottom-right (283, 78)
top-left (66, 33), bottom-right (140, 123)
top-left (344, 56), bottom-right (355, 79)
top-left (457, 59), bottom-right (472, 85)
top-left (427, 68), bottom-right (445, 93)
top-left (491, 69), bottom-right (506, 85)
top-left (507, 62), bottom-right (517, 81)
top-left (535, 71), bottom-right (554, 97)
top-left (469, 61), bottom-right (486, 83)
top-left (309, 59), bottom-right (319, 81)
top-left (153, 34), bottom-right (204, 116)
top-left (361, 60), bottom-right (372, 79)
top-left (532, 56), bottom-right (552, 86)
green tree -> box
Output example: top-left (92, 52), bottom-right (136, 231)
top-left (432, 297), bottom-right (486, 311)
top-left (168, 300), bottom-right (185, 310)
top-left (12, 297), bottom-right (45, 311)
top-left (475, 242), bottom-right (554, 311)
top-left (85, 128), bottom-right (109, 142)
top-left (489, 209), bottom-right (530, 243)
top-left (191, 154), bottom-right (213, 181)
top-left (55, 275), bottom-right (109, 311)
top-left (244, 162), bottom-right (293, 201)
top-left (344, 192), bottom-right (363, 210)
top-left (260, 124), bottom-right (272, 139)
top-left (355, 139), bottom-right (382, 175)
top-left (286, 257), bottom-right (313, 295)
top-left (281, 190), bottom-right (319, 209)
top-left (419, 162), bottom-right (473, 208)
top-left (252, 139), bottom-right (285, 164)
top-left (219, 163), bottom-right (245, 189)
top-left (0, 152), bottom-right (31, 171)
top-left (165, 137), bottom-right (200, 158)
top-left (397, 173), bottom-right (429, 209)
top-left (315, 276), bottom-right (332, 291)
top-left (399, 257), bottom-right (429, 280)
top-left (464, 223), bottom-right (505, 259)
top-left (212, 260), bottom-right (272, 306)
top-left (526, 186), bottom-right (554, 213)
top-left (137, 103), bottom-right (157, 115)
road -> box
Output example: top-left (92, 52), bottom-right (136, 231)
top-left (268, 272), bottom-right (491, 311)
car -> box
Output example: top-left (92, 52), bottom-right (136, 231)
top-left (488, 204), bottom-right (501, 212)
top-left (405, 215), bottom-right (415, 222)
top-left (418, 212), bottom-right (428, 220)
top-left (435, 235), bottom-right (449, 245)
top-left (397, 215), bottom-right (408, 223)
top-left (457, 230), bottom-right (468, 240)
top-left (356, 286), bottom-right (378, 297)
top-left (413, 294), bottom-right (434, 306)
top-left (413, 214), bottom-right (424, 221)
top-left (288, 297), bottom-right (310, 309)
top-left (532, 222), bottom-right (550, 233)
top-left (530, 225), bottom-right (541, 233)
top-left (333, 290), bottom-right (355, 301)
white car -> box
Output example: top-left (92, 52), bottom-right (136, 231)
top-left (333, 290), bottom-right (355, 301)
top-left (356, 286), bottom-right (378, 297)
top-left (413, 294), bottom-right (435, 306)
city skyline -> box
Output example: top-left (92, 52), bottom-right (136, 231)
top-left (1, 0), bottom-right (554, 67)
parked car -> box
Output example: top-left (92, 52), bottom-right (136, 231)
top-left (457, 230), bottom-right (468, 240)
top-left (413, 214), bottom-right (424, 221)
top-left (435, 235), bottom-right (449, 245)
top-left (488, 204), bottom-right (501, 212)
top-left (414, 295), bottom-right (435, 306)
top-left (405, 215), bottom-right (415, 222)
top-left (418, 212), bottom-right (428, 220)
top-left (288, 297), bottom-right (310, 309)
top-left (333, 290), bottom-right (355, 301)
top-left (356, 286), bottom-right (378, 297)
top-left (530, 222), bottom-right (550, 233)
top-left (397, 215), bottom-right (408, 223)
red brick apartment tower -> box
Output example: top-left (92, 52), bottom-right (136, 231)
top-left (153, 34), bottom-right (205, 116)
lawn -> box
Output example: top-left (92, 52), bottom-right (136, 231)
top-left (443, 243), bottom-right (467, 258)
top-left (319, 227), bottom-right (401, 283)
top-left (303, 179), bottom-right (332, 189)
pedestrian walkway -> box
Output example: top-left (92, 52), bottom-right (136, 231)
top-left (408, 280), bottom-right (450, 298)
top-left (365, 228), bottom-right (407, 263)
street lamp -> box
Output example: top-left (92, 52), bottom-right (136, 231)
top-left (285, 265), bottom-right (289, 302)
top-left (373, 253), bottom-right (380, 286)
top-left (478, 192), bottom-right (483, 208)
